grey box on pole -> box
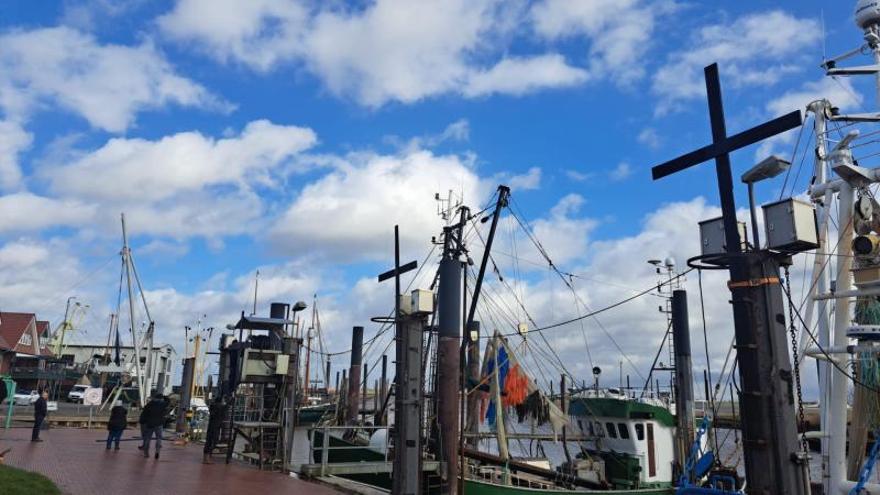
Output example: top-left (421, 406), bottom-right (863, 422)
top-left (698, 216), bottom-right (747, 256)
top-left (762, 198), bottom-right (818, 252)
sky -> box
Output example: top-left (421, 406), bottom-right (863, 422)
top-left (0, 0), bottom-right (874, 398)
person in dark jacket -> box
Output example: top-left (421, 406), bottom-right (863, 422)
top-left (106, 400), bottom-right (127, 451)
top-left (31, 390), bottom-right (48, 442)
top-left (139, 393), bottom-right (167, 459)
top-left (202, 397), bottom-right (229, 464)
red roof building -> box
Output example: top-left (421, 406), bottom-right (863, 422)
top-left (0, 312), bottom-right (55, 374)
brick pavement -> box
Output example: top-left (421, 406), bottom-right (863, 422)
top-left (0, 427), bottom-right (342, 495)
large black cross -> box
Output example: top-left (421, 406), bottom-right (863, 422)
top-left (377, 225), bottom-right (418, 319)
top-left (651, 63), bottom-right (802, 256)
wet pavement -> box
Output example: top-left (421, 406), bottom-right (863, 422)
top-left (0, 427), bottom-right (342, 495)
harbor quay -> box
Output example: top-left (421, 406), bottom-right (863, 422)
top-left (0, 426), bottom-right (342, 495)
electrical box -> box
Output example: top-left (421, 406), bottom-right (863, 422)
top-left (241, 349), bottom-right (289, 381)
top-left (410, 289), bottom-right (434, 315)
top-left (762, 198), bottom-right (818, 252)
top-left (698, 217), bottom-right (747, 256)
top-left (398, 294), bottom-right (413, 315)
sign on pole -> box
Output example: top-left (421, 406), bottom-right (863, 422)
top-left (83, 387), bottom-right (103, 406)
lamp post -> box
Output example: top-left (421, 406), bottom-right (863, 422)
top-left (741, 155), bottom-right (792, 249)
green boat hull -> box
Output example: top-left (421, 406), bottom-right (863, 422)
top-left (310, 429), bottom-right (674, 494)
top-left (310, 429), bottom-right (392, 489)
top-left (299, 404), bottom-right (335, 425)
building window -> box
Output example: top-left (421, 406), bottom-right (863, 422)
top-left (606, 422), bottom-right (617, 439)
top-left (617, 423), bottom-right (630, 439)
top-left (635, 423), bottom-right (645, 441)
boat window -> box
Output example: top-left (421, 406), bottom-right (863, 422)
top-left (578, 420), bottom-right (583, 430)
top-left (593, 421), bottom-right (602, 437)
top-left (635, 423), bottom-right (645, 441)
top-left (617, 423), bottom-right (630, 439)
top-left (606, 422), bottom-right (617, 439)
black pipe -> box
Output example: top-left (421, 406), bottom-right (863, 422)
top-left (347, 326), bottom-right (363, 424)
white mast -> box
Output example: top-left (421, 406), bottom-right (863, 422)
top-left (121, 213), bottom-right (146, 406)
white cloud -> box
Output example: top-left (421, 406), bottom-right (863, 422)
top-left (565, 170), bottom-right (594, 182)
top-left (0, 26), bottom-right (225, 132)
top-left (0, 120), bottom-right (316, 239)
top-left (0, 193), bottom-right (97, 233)
top-left (508, 167), bottom-right (543, 191)
top-left (637, 127), bottom-right (661, 149)
top-left (0, 120), bottom-right (32, 191)
top-left (531, 0), bottom-right (664, 85)
top-left (527, 193), bottom-right (596, 266)
top-left (651, 11), bottom-right (820, 114)
top-left (756, 78), bottom-right (864, 160)
top-left (158, 0), bottom-right (592, 106)
top-left (47, 119), bottom-right (316, 201)
top-left (60, 0), bottom-right (146, 32)
top-left (157, 0), bottom-right (308, 72)
top-left (389, 119), bottom-right (471, 151)
top-left (0, 238), bottom-right (110, 328)
top-left (270, 149), bottom-right (487, 261)
top-left (767, 77), bottom-right (863, 117)
top-left (609, 162), bottom-right (633, 181)
top-left (463, 55), bottom-right (588, 97)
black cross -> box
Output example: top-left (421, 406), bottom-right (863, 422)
top-left (651, 63), bottom-right (802, 255)
top-left (377, 225), bottom-right (418, 320)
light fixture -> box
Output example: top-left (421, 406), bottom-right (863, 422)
top-left (292, 301), bottom-right (308, 312)
top-left (741, 155), bottom-right (792, 250)
top-left (741, 155), bottom-right (791, 184)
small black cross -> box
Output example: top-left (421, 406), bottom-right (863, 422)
top-left (651, 63), bottom-right (802, 255)
top-left (377, 225), bottom-right (418, 320)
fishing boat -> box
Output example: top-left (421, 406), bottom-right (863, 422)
top-left (305, 186), bottom-right (693, 494)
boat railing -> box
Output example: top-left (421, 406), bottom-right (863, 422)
top-left (309, 424), bottom-right (392, 477)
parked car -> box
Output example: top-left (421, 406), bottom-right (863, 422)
top-left (1, 389), bottom-right (38, 405)
top-left (67, 384), bottom-right (89, 403)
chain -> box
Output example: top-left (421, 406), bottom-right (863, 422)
top-left (784, 266), bottom-right (810, 455)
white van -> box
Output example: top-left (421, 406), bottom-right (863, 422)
top-left (67, 384), bottom-right (89, 403)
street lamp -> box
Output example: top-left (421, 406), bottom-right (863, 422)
top-left (290, 301), bottom-right (308, 337)
top-left (741, 155), bottom-right (791, 249)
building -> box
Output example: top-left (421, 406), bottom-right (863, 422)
top-left (0, 312), bottom-right (65, 392)
top-left (61, 343), bottom-right (176, 394)
top-left (0, 312), bottom-right (54, 372)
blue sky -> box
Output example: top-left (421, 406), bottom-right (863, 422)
top-left (0, 0), bottom-right (872, 392)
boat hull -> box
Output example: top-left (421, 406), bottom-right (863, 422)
top-left (310, 429), bottom-right (674, 494)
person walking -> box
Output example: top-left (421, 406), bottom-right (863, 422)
top-left (31, 390), bottom-right (48, 442)
top-left (106, 400), bottom-right (127, 451)
top-left (139, 393), bottom-right (167, 459)
top-left (203, 396), bottom-right (229, 464)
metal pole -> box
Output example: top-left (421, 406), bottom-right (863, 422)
top-left (362, 363), bottom-right (368, 424)
top-left (176, 357), bottom-right (195, 433)
top-left (438, 255), bottom-right (462, 495)
top-left (121, 214), bottom-right (145, 406)
top-left (805, 99), bottom-right (833, 493)
top-left (672, 289), bottom-right (695, 469)
top-left (393, 314), bottom-right (424, 495)
top-left (829, 183), bottom-right (854, 494)
top-left (465, 187), bottom-right (509, 330)
top-left (561, 374), bottom-right (571, 464)
top-left (347, 326), bottom-right (363, 425)
top-left (465, 321), bottom-right (481, 448)
top-left (380, 354), bottom-right (388, 426)
top-left (747, 182), bottom-right (760, 248)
